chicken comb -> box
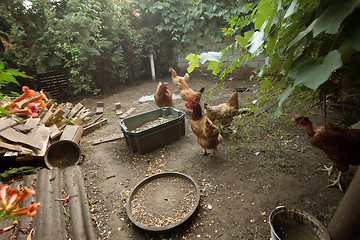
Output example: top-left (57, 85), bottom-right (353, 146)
top-left (188, 97), bottom-right (197, 104)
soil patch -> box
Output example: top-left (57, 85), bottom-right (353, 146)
top-left (77, 76), bottom-right (356, 239)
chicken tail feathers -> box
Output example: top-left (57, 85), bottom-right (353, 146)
top-left (199, 87), bottom-right (205, 93)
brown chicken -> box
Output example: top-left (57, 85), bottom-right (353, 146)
top-left (179, 78), bottom-right (204, 109)
top-left (189, 98), bottom-right (223, 155)
top-left (204, 89), bottom-right (239, 126)
top-left (293, 115), bottom-right (360, 191)
top-left (154, 82), bottom-right (174, 107)
top-left (169, 67), bottom-right (189, 87)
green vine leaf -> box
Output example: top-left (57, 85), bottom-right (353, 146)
top-left (207, 61), bottom-right (221, 75)
top-left (186, 53), bottom-right (199, 73)
top-left (235, 31), bottom-right (254, 48)
top-left (313, 0), bottom-right (360, 37)
top-left (293, 50), bottom-right (342, 90)
top-left (198, 52), bottom-right (222, 64)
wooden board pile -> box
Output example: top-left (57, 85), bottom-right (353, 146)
top-left (0, 98), bottom-right (107, 163)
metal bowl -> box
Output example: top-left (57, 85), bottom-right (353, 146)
top-left (126, 172), bottom-right (200, 231)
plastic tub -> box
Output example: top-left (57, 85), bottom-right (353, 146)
top-left (119, 107), bottom-right (185, 154)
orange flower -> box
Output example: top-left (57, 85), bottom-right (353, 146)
top-left (0, 185), bottom-right (40, 219)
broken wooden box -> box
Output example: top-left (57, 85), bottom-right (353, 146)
top-left (119, 107), bottom-right (185, 154)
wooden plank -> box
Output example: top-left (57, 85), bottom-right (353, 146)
top-left (12, 124), bottom-right (33, 133)
top-left (92, 134), bottom-right (123, 145)
top-left (68, 103), bottom-right (84, 119)
top-left (40, 109), bottom-right (53, 124)
top-left (4, 151), bottom-right (18, 157)
top-left (45, 108), bottom-right (65, 127)
top-left (115, 102), bottom-right (123, 115)
top-left (49, 125), bottom-right (62, 139)
top-left (119, 107), bottom-right (136, 119)
top-left (28, 124), bottom-right (51, 157)
top-left (45, 99), bottom-right (55, 109)
top-left (24, 118), bottom-right (41, 130)
top-left (82, 114), bottom-right (103, 128)
top-left (0, 117), bottom-right (17, 132)
top-left (71, 118), bottom-right (82, 126)
top-left (0, 140), bottom-right (33, 155)
top-left (62, 107), bottom-right (71, 118)
top-left (96, 101), bottom-right (104, 114)
top-left (0, 128), bottom-right (41, 149)
top-left (79, 110), bottom-right (91, 121)
top-left (83, 118), bottom-right (108, 135)
top-left (60, 125), bottom-right (84, 144)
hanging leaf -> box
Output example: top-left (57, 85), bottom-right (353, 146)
top-left (247, 31), bottom-right (265, 53)
top-left (266, 27), bottom-right (278, 55)
top-left (186, 54), bottom-right (200, 73)
top-left (313, 0), bottom-right (360, 37)
top-left (198, 52), bottom-right (222, 64)
top-left (235, 31), bottom-right (254, 48)
top-left (278, 84), bottom-right (295, 108)
top-left (254, 0), bottom-right (273, 31)
top-left (207, 61), bottom-right (221, 75)
top-left (269, 53), bottom-right (280, 73)
top-left (284, 0), bottom-right (298, 19)
top-left (293, 50), bottom-right (342, 90)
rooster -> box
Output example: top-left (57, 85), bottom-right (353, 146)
top-left (179, 78), bottom-right (205, 109)
top-left (169, 67), bottom-right (189, 88)
top-left (204, 89), bottom-right (239, 127)
top-left (154, 82), bottom-right (174, 107)
top-left (189, 98), bottom-right (223, 156)
top-left (293, 115), bottom-right (360, 191)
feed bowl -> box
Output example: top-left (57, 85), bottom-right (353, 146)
top-left (126, 172), bottom-right (200, 232)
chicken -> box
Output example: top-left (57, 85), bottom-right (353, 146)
top-left (154, 82), bottom-right (174, 107)
top-left (189, 98), bottom-right (223, 155)
top-left (169, 67), bottom-right (189, 87)
top-left (204, 89), bottom-right (239, 127)
top-left (179, 78), bottom-right (205, 109)
top-left (293, 115), bottom-right (360, 191)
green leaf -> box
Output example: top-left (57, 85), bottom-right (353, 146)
top-left (198, 52), bottom-right (222, 64)
top-left (272, 107), bottom-right (283, 117)
top-left (284, 0), bottom-right (298, 19)
top-left (0, 72), bottom-right (18, 85)
top-left (6, 69), bottom-right (32, 78)
top-left (247, 30), bottom-right (265, 53)
top-left (0, 62), bottom-right (4, 70)
top-left (235, 31), bottom-right (254, 48)
top-left (338, 39), bottom-right (356, 62)
top-left (186, 54), bottom-right (200, 73)
top-left (269, 53), bottom-right (280, 73)
top-left (278, 84), bottom-right (295, 107)
top-left (280, 51), bottom-right (294, 75)
top-left (260, 79), bottom-right (271, 89)
top-left (207, 61), bottom-right (221, 75)
top-left (313, 0), bottom-right (360, 37)
top-left (254, 0), bottom-right (273, 31)
top-left (293, 50), bottom-right (342, 90)
top-left (266, 27), bottom-right (278, 55)
top-left (287, 20), bottom-right (316, 49)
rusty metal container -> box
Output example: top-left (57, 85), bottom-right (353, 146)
top-left (269, 206), bottom-right (330, 240)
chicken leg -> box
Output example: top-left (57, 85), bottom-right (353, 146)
top-left (318, 165), bottom-right (333, 176)
top-left (327, 172), bottom-right (343, 192)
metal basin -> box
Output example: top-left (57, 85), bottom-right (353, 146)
top-left (126, 172), bottom-right (200, 232)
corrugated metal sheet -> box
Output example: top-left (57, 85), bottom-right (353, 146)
top-left (0, 165), bottom-right (96, 240)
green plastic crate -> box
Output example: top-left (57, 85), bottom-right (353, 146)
top-left (119, 107), bottom-right (185, 154)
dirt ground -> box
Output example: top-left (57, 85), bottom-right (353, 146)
top-left (76, 75), bottom-right (357, 239)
